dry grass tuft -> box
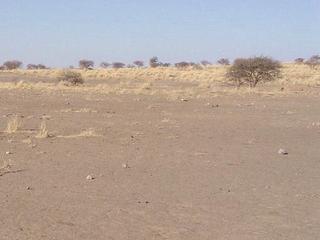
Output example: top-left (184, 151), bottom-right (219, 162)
top-left (35, 120), bottom-right (50, 138)
top-left (0, 159), bottom-right (12, 176)
top-left (5, 116), bottom-right (21, 134)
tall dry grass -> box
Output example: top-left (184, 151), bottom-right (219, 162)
top-left (0, 64), bottom-right (319, 99)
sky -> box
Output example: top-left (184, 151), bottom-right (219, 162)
top-left (0, 0), bottom-right (319, 67)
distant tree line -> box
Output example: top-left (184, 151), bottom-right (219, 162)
top-left (0, 55), bottom-right (319, 70)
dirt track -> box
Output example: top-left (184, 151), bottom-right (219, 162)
top-left (1, 85), bottom-right (320, 239)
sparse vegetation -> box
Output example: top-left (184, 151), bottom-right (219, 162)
top-left (201, 60), bottom-right (211, 66)
top-left (217, 58), bottom-right (230, 65)
top-left (3, 60), bottom-right (23, 70)
top-left (160, 62), bottom-right (171, 67)
top-left (58, 71), bottom-right (84, 85)
top-left (36, 120), bottom-right (50, 138)
top-left (112, 62), bottom-right (126, 69)
top-left (227, 56), bottom-right (281, 88)
top-left (149, 57), bottom-right (160, 68)
top-left (133, 60), bottom-right (144, 67)
top-left (294, 58), bottom-right (304, 64)
top-left (175, 62), bottom-right (191, 68)
top-left (5, 116), bottom-right (21, 134)
top-left (79, 59), bottom-right (94, 69)
top-left (27, 64), bottom-right (47, 69)
top-left (0, 159), bottom-right (11, 176)
top-left (100, 62), bottom-right (110, 68)
top-left (305, 55), bottom-right (320, 69)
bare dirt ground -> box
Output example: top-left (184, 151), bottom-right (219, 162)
top-left (0, 75), bottom-right (320, 239)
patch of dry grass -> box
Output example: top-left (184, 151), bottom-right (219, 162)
top-left (0, 159), bottom-right (11, 176)
top-left (5, 116), bottom-right (21, 134)
top-left (57, 128), bottom-right (101, 139)
top-left (0, 64), bottom-right (319, 99)
top-left (35, 120), bottom-right (50, 138)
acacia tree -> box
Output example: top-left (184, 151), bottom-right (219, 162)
top-left (226, 56), bottom-right (281, 88)
top-left (79, 59), bottom-right (94, 69)
top-left (3, 60), bottom-right (23, 70)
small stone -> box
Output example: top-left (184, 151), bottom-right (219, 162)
top-left (278, 149), bottom-right (288, 155)
top-left (86, 175), bottom-right (95, 180)
top-left (26, 186), bottom-right (32, 190)
top-left (180, 98), bottom-right (188, 102)
top-left (5, 151), bottom-right (12, 155)
top-left (122, 163), bottom-right (129, 169)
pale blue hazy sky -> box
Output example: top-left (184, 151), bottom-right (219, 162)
top-left (0, 0), bottom-right (319, 67)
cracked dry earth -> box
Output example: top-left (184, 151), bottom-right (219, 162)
top-left (0, 88), bottom-right (320, 240)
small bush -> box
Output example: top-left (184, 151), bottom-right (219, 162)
top-left (58, 71), bottom-right (84, 86)
top-left (79, 59), bottom-right (94, 69)
top-left (0, 65), bottom-right (5, 70)
top-left (149, 56), bottom-right (159, 68)
top-left (133, 60), bottom-right (144, 67)
top-left (27, 64), bottom-right (47, 70)
top-left (3, 60), bottom-right (23, 70)
top-left (226, 56), bottom-right (281, 88)
top-left (294, 58), bottom-right (304, 64)
top-left (112, 62), bottom-right (125, 69)
top-left (305, 55), bottom-right (320, 69)
top-left (217, 58), bottom-right (230, 65)
top-left (161, 63), bottom-right (171, 67)
top-left (175, 62), bottom-right (191, 68)
top-left (201, 60), bottom-right (211, 66)
top-left (100, 62), bottom-right (110, 68)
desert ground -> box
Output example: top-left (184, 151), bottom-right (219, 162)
top-left (1, 65), bottom-right (320, 239)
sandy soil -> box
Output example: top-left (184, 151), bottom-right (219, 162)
top-left (0, 77), bottom-right (320, 239)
